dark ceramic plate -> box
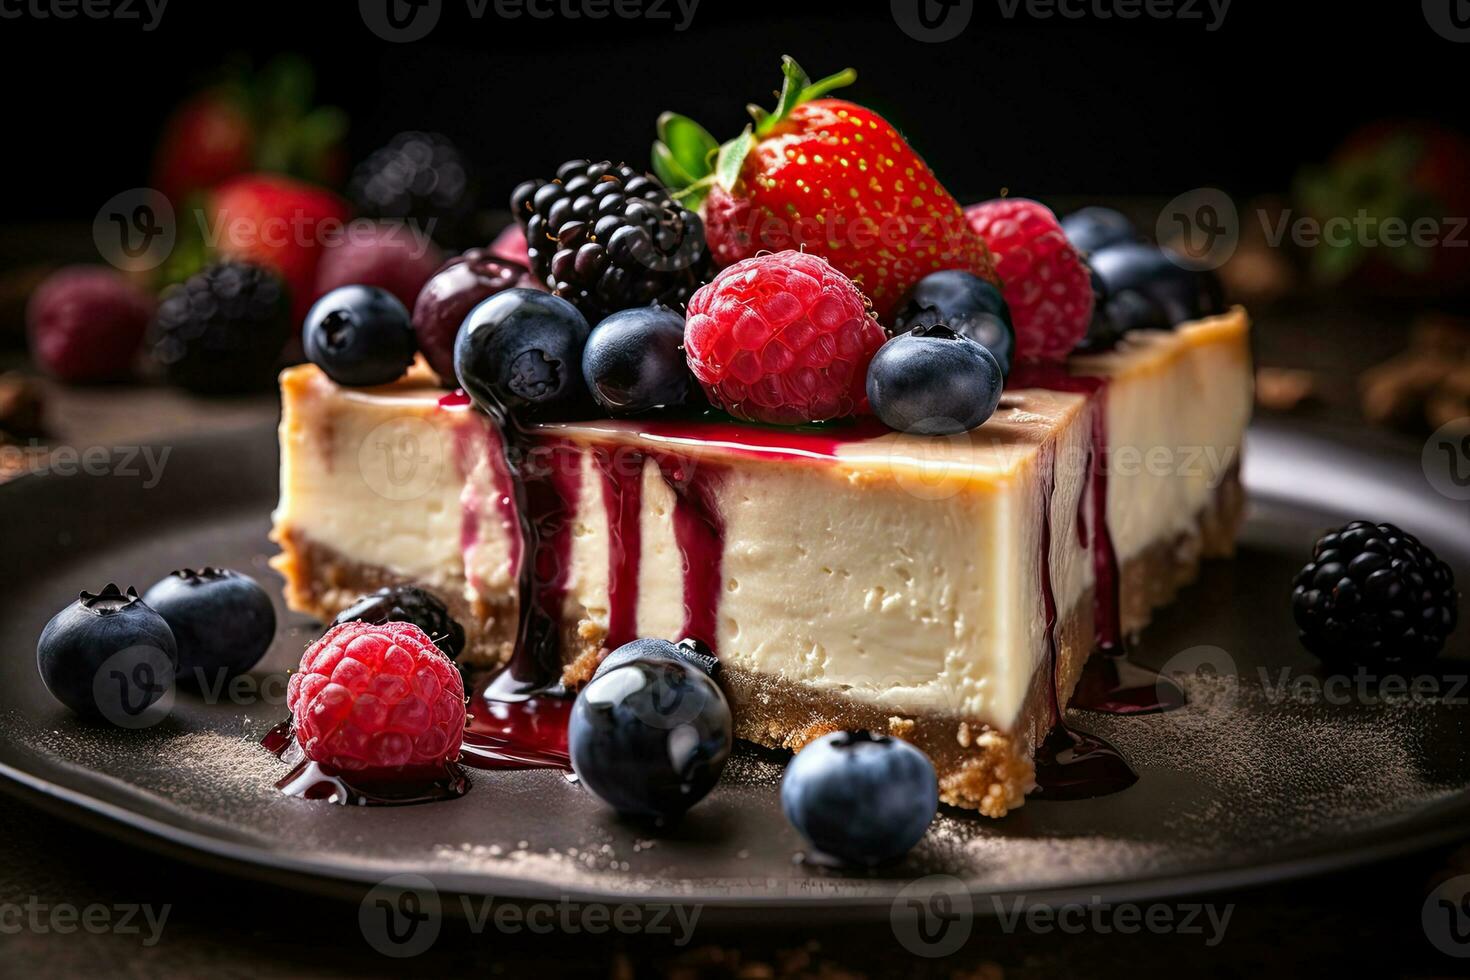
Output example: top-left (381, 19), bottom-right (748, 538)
top-left (1, 419), bottom-right (1467, 920)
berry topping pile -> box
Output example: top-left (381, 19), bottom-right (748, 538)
top-left (781, 730), bottom-right (938, 865)
top-left (965, 198), bottom-right (1094, 361)
top-left (512, 160), bottom-right (711, 323)
top-left (287, 621), bottom-right (465, 771)
top-left (569, 637), bottom-right (732, 819)
top-left (1292, 521), bottom-right (1459, 665)
top-left (148, 261), bottom-right (291, 393)
top-left (659, 58), bottom-right (997, 320)
top-left (684, 250), bottom-right (885, 425)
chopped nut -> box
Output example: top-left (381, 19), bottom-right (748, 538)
top-left (0, 372), bottom-right (44, 441)
top-left (1255, 367), bottom-right (1316, 412)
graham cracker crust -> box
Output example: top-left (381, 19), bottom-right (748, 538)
top-left (271, 469), bottom-right (1243, 817)
top-left (270, 528), bottom-right (517, 668)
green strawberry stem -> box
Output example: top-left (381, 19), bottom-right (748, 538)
top-left (653, 56), bottom-right (856, 210)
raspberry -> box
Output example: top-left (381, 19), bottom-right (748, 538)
top-left (26, 266), bottom-right (155, 383)
top-left (287, 621), bottom-right (466, 770)
top-left (965, 199), bottom-right (1094, 362)
top-left (683, 250), bottom-right (885, 425)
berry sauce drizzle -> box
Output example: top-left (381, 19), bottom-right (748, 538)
top-left (461, 677), bottom-right (572, 771)
top-left (483, 429), bottom-right (583, 701)
top-left (1011, 367), bottom-right (1185, 716)
top-left (261, 720), bottom-right (470, 805)
top-left (1027, 444), bottom-right (1138, 801)
top-left (650, 452), bottom-right (726, 649)
top-left (594, 447), bottom-right (645, 651)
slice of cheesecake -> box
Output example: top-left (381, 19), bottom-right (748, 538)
top-left (272, 309), bottom-right (1251, 815)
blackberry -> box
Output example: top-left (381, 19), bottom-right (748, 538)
top-left (348, 131), bottom-right (477, 247)
top-left (511, 160), bottom-right (711, 323)
top-left (331, 585), bottom-right (466, 660)
top-left (1292, 521), bottom-right (1459, 665)
top-left (148, 261), bottom-right (290, 393)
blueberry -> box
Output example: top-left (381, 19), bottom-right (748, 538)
top-left (332, 585), bottom-right (465, 660)
top-left (304, 285), bottom-right (417, 387)
top-left (892, 270), bottom-right (1015, 376)
top-left (569, 655), bottom-right (732, 819)
top-left (582, 306), bottom-right (695, 415)
top-left (36, 584), bottom-right (178, 724)
top-left (593, 636), bottom-right (720, 681)
top-left (143, 568), bottom-right (275, 684)
top-left (866, 324), bottom-right (1005, 435)
top-left (780, 730), bottom-right (938, 866)
top-left (454, 288), bottom-right (593, 424)
top-left (1089, 243), bottom-right (1223, 330)
top-left (1061, 206), bottom-right (1136, 255)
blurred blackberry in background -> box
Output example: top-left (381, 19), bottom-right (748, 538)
top-left (148, 261), bottom-right (290, 393)
top-left (348, 132), bottom-right (477, 248)
top-left (512, 160), bottom-right (711, 323)
top-left (1292, 520), bottom-right (1459, 665)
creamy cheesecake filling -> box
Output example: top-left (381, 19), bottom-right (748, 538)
top-left (274, 309), bottom-right (1251, 739)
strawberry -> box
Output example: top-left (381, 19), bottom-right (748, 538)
top-left (151, 57), bottom-right (347, 206)
top-left (655, 57), bottom-right (996, 320)
top-left (152, 91), bottom-right (255, 204)
top-left (206, 174), bottom-right (350, 325)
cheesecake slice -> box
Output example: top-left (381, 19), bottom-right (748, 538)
top-left (272, 309), bottom-right (1251, 815)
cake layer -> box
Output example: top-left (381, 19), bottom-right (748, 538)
top-left (273, 309), bottom-right (1252, 814)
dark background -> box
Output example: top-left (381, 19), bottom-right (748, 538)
top-left (2, 0), bottom-right (1465, 219)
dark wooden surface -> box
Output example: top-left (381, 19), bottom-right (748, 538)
top-left (2, 305), bottom-right (1468, 978)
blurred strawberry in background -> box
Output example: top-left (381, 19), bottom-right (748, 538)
top-left (1295, 120), bottom-right (1470, 295)
top-left (201, 174), bottom-right (350, 325)
top-left (152, 56), bottom-right (346, 205)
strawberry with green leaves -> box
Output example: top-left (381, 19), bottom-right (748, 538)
top-left (654, 57), bottom-right (996, 320)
